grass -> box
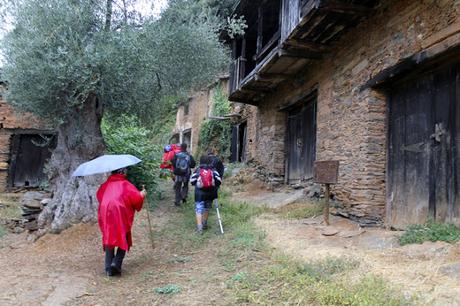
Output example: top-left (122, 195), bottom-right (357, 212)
top-left (154, 284), bottom-right (182, 295)
top-left (0, 204), bottom-right (21, 219)
top-left (158, 184), bottom-right (415, 305)
top-left (275, 201), bottom-right (324, 219)
top-left (399, 220), bottom-right (460, 245)
top-left (229, 255), bottom-right (414, 305)
top-left (0, 224), bottom-right (6, 239)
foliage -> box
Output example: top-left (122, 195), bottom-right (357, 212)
top-left (399, 221), bottom-right (460, 245)
top-left (101, 115), bottom-right (161, 204)
top-left (197, 85), bottom-right (232, 160)
top-left (1, 0), bottom-right (230, 125)
top-left (150, 95), bottom-right (180, 145)
top-left (154, 284), bottom-right (182, 295)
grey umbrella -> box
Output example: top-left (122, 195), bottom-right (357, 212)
top-left (72, 154), bottom-right (142, 177)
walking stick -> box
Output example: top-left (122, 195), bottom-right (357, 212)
top-left (142, 185), bottom-right (155, 250)
top-left (214, 199), bottom-right (224, 235)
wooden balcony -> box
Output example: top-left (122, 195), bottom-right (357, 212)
top-left (229, 0), bottom-right (379, 105)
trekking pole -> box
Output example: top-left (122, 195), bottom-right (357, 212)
top-left (214, 199), bottom-right (224, 235)
top-left (142, 185), bottom-right (155, 250)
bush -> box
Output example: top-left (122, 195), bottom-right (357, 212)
top-left (399, 221), bottom-right (460, 245)
top-left (197, 85), bottom-right (232, 160)
top-left (102, 115), bottom-right (161, 205)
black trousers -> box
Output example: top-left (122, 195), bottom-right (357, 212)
top-left (174, 176), bottom-right (189, 204)
top-left (105, 247), bottom-right (126, 272)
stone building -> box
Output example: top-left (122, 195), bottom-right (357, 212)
top-left (173, 76), bottom-right (231, 155)
top-left (228, 0), bottom-right (460, 227)
top-left (0, 81), bottom-right (55, 191)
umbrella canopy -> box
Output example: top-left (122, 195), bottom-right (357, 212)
top-left (72, 154), bottom-right (142, 177)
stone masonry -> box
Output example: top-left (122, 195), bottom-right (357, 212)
top-left (239, 0), bottom-right (460, 224)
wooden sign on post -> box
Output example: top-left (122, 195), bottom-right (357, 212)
top-left (314, 161), bottom-right (339, 226)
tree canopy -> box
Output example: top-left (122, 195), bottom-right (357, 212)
top-left (1, 0), bottom-right (230, 123)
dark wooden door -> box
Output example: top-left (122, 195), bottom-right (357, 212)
top-left (287, 99), bottom-right (316, 183)
top-left (388, 63), bottom-right (460, 227)
top-left (9, 134), bottom-right (54, 187)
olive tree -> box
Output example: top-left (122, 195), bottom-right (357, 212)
top-left (1, 0), bottom-right (229, 232)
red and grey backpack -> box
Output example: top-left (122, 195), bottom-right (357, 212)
top-left (197, 168), bottom-right (215, 189)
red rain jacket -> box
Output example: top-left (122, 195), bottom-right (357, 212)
top-left (97, 174), bottom-right (144, 251)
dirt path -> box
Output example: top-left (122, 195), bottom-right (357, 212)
top-left (0, 184), bottom-right (232, 306)
top-left (255, 213), bottom-right (460, 306)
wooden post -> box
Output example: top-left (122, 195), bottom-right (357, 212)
top-left (314, 161), bottom-right (339, 226)
top-left (324, 183), bottom-right (330, 225)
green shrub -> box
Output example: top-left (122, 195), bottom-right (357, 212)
top-left (154, 284), bottom-right (182, 295)
top-left (399, 221), bottom-right (460, 245)
top-left (102, 115), bottom-right (161, 205)
top-left (197, 85), bottom-right (232, 160)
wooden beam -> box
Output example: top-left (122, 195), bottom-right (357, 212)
top-left (255, 72), bottom-right (292, 81)
top-left (318, 0), bottom-right (373, 16)
top-left (283, 38), bottom-right (329, 52)
top-left (278, 48), bottom-right (322, 60)
top-left (243, 85), bottom-right (273, 92)
top-left (256, 6), bottom-right (264, 55)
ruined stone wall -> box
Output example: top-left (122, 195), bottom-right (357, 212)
top-left (249, 0), bottom-right (460, 223)
top-left (0, 84), bottom-right (50, 191)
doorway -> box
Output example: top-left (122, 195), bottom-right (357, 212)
top-left (8, 134), bottom-right (56, 188)
top-left (388, 62), bottom-right (460, 227)
top-left (231, 121), bottom-right (247, 163)
top-left (286, 95), bottom-right (317, 184)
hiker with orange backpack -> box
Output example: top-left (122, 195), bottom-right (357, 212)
top-left (190, 155), bottom-right (222, 234)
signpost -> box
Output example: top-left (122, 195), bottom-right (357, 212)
top-left (313, 161), bottom-right (339, 225)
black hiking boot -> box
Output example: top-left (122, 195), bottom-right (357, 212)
top-left (105, 268), bottom-right (114, 277)
top-left (110, 263), bottom-right (122, 276)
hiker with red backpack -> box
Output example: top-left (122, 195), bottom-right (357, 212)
top-left (190, 155), bottom-right (222, 234)
top-left (171, 143), bottom-right (196, 206)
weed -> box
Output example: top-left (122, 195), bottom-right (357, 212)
top-left (230, 255), bottom-right (414, 305)
top-left (167, 256), bottom-right (192, 264)
top-left (315, 276), bottom-right (414, 306)
top-left (0, 224), bottom-right (6, 239)
top-left (297, 256), bottom-right (360, 281)
top-left (231, 271), bottom-right (249, 282)
top-left (154, 284), bottom-right (181, 295)
top-left (0, 202), bottom-right (22, 220)
top-left (399, 221), bottom-right (460, 245)
top-left (275, 202), bottom-right (324, 219)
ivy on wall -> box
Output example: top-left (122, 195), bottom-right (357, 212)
top-left (197, 85), bottom-right (232, 160)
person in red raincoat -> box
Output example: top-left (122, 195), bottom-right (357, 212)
top-left (96, 168), bottom-right (146, 276)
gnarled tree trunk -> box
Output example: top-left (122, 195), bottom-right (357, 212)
top-left (39, 95), bottom-right (105, 233)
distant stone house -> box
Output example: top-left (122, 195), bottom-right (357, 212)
top-left (0, 81), bottom-right (55, 191)
top-left (228, 0), bottom-right (460, 227)
top-left (173, 76), bottom-right (233, 156)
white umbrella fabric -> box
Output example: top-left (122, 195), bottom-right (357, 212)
top-left (72, 154), bottom-right (142, 177)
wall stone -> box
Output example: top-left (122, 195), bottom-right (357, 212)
top-left (240, 0), bottom-right (460, 224)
